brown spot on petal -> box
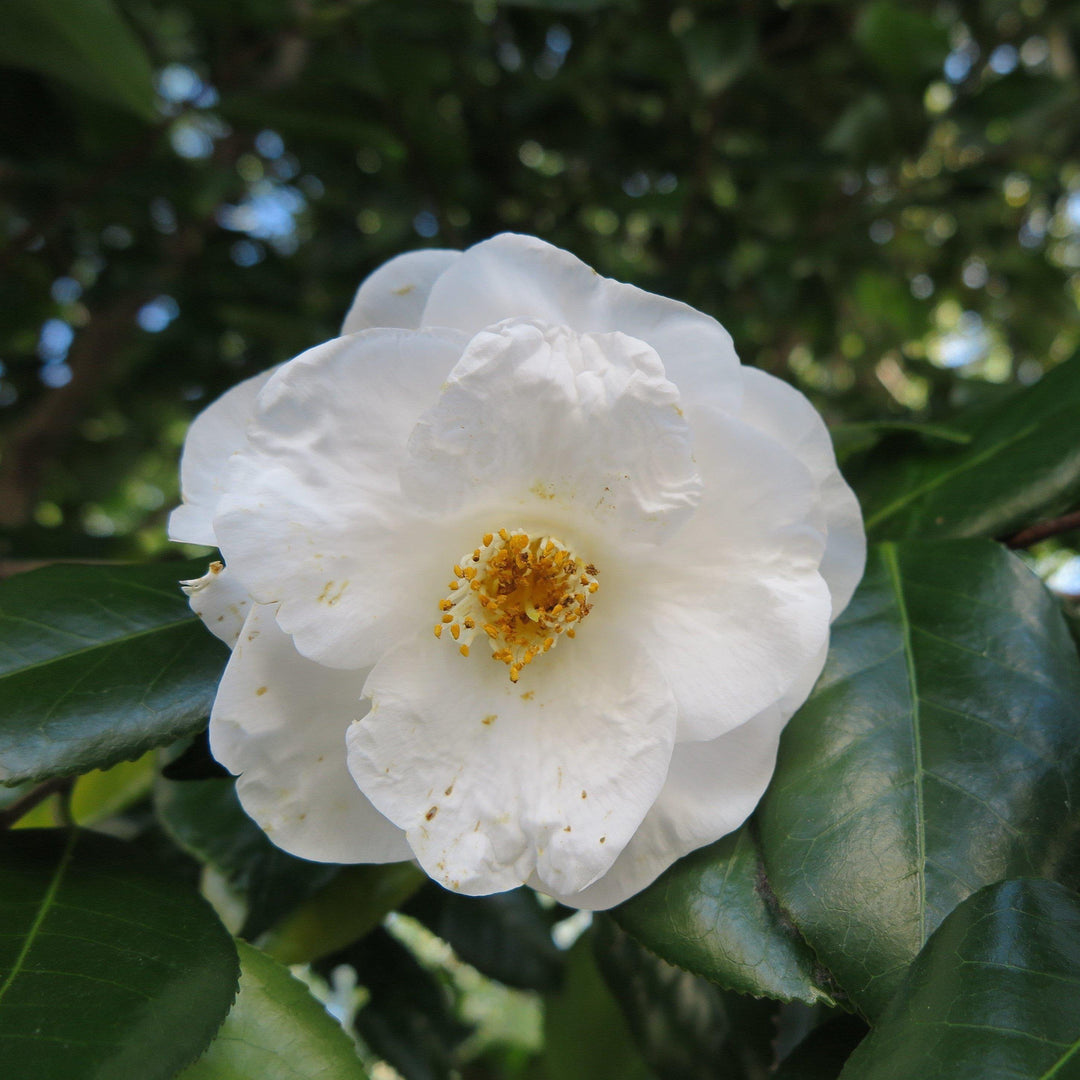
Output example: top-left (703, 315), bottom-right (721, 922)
top-left (444, 782), bottom-right (454, 797)
top-left (210, 561), bottom-right (224, 575)
top-left (393, 284), bottom-right (415, 296)
top-left (563, 825), bottom-right (572, 832)
top-left (482, 714), bottom-right (497, 726)
top-left (520, 690), bottom-right (535, 701)
top-left (255, 686), bottom-right (268, 696)
top-left (581, 790), bottom-right (587, 799)
top-left (600, 836), bottom-right (606, 844)
top-left (425, 806), bottom-right (439, 821)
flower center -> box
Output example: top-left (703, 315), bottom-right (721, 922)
top-left (434, 528), bottom-right (599, 682)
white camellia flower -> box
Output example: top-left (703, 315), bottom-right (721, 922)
top-left (171, 234), bottom-right (865, 910)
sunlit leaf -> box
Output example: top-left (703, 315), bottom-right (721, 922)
top-left (179, 940), bottom-right (368, 1080)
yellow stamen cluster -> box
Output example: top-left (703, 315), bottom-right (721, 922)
top-left (434, 528), bottom-right (599, 682)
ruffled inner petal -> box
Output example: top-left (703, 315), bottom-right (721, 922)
top-left (401, 319), bottom-right (702, 544)
top-left (210, 603), bottom-right (410, 864)
top-left (169, 366), bottom-right (278, 546)
top-left (346, 626), bottom-right (676, 898)
top-left (213, 327), bottom-right (470, 669)
top-left (738, 367), bottom-right (866, 618)
top-left (342, 248), bottom-right (461, 334)
top-left (421, 233), bottom-right (743, 412)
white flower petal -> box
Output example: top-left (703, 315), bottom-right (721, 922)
top-left (342, 248), bottom-right (461, 334)
top-left (420, 233), bottom-right (742, 411)
top-left (402, 320), bottom-right (702, 542)
top-left (346, 627), bottom-right (677, 898)
top-left (562, 643), bottom-right (828, 910)
top-left (213, 327), bottom-right (470, 669)
top-left (181, 561), bottom-right (252, 647)
top-left (635, 411), bottom-right (832, 742)
top-left (169, 367), bottom-right (278, 546)
top-left (738, 367), bottom-right (866, 618)
top-left (210, 603), bottom-right (410, 864)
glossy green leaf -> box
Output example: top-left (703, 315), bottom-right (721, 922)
top-left (406, 884), bottom-right (564, 992)
top-left (759, 541), bottom-right (1080, 1018)
top-left (0, 829), bottom-right (238, 1080)
top-left (155, 776), bottom-right (340, 939)
top-left (0, 561), bottom-right (228, 785)
top-left (839, 879), bottom-right (1080, 1079)
top-left (613, 826), bottom-right (836, 1006)
top-left (594, 916), bottom-right (779, 1080)
top-left (0, 0), bottom-right (156, 118)
top-left (854, 2), bottom-right (949, 84)
top-left (179, 940), bottom-right (367, 1080)
top-left (858, 356), bottom-right (1080, 541)
top-left (259, 863), bottom-right (426, 965)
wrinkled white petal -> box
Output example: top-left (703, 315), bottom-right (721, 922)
top-left (210, 604), bottom-right (410, 864)
top-left (213, 327), bottom-right (470, 670)
top-left (402, 320), bottom-right (701, 543)
top-left (421, 234), bottom-right (743, 412)
top-left (627, 410), bottom-right (832, 742)
top-left (342, 248), bottom-right (461, 334)
top-left (169, 367), bottom-right (278, 546)
top-left (181, 561), bottom-right (251, 647)
top-left (560, 642), bottom-right (828, 909)
top-left (346, 627), bottom-right (676, 898)
top-left (738, 367), bottom-right (866, 618)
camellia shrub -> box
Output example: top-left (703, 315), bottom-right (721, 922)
top-left (2, 2), bottom-right (1080, 1079)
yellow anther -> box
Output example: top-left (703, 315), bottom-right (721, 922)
top-left (484, 624), bottom-right (499, 639)
top-left (588, 581), bottom-right (599, 593)
top-left (498, 528), bottom-right (510, 541)
top-left (459, 643), bottom-right (470, 657)
top-left (433, 624), bottom-right (443, 638)
top-left (566, 628), bottom-right (576, 638)
top-left (439, 598), bottom-right (454, 611)
top-left (450, 623), bottom-right (461, 640)
top-left (482, 533), bottom-right (493, 547)
top-left (448, 580), bottom-right (460, 590)
top-left (453, 564), bottom-right (464, 577)
top-left (463, 617), bottom-right (476, 629)
top-left (442, 614), bottom-right (454, 624)
top-left (509, 665), bottom-right (521, 683)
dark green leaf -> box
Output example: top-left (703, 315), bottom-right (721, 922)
top-left (0, 829), bottom-right (238, 1080)
top-left (155, 775), bottom-right (340, 939)
top-left (0, 561), bottom-right (228, 785)
top-left (0, 0), bottom-right (156, 118)
top-left (594, 916), bottom-right (779, 1080)
top-left (839, 879), bottom-right (1080, 1079)
top-left (613, 826), bottom-right (836, 1006)
top-left (179, 940), bottom-right (368, 1080)
top-left (406, 884), bottom-right (564, 992)
top-left (538, 931), bottom-right (653, 1080)
top-left (759, 541), bottom-right (1080, 1018)
top-left (259, 863), bottom-right (425, 965)
top-left (859, 356), bottom-right (1080, 541)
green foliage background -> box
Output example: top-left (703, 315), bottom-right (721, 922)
top-left (3, 0), bottom-right (1079, 564)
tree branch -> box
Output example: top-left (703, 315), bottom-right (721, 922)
top-left (0, 776), bottom-right (74, 830)
top-left (1003, 509), bottom-right (1080, 549)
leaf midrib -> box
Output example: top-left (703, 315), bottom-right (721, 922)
top-left (882, 542), bottom-right (927, 945)
top-left (0, 613), bottom-right (196, 682)
top-left (0, 829), bottom-right (77, 1005)
top-left (863, 421), bottom-right (1040, 531)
